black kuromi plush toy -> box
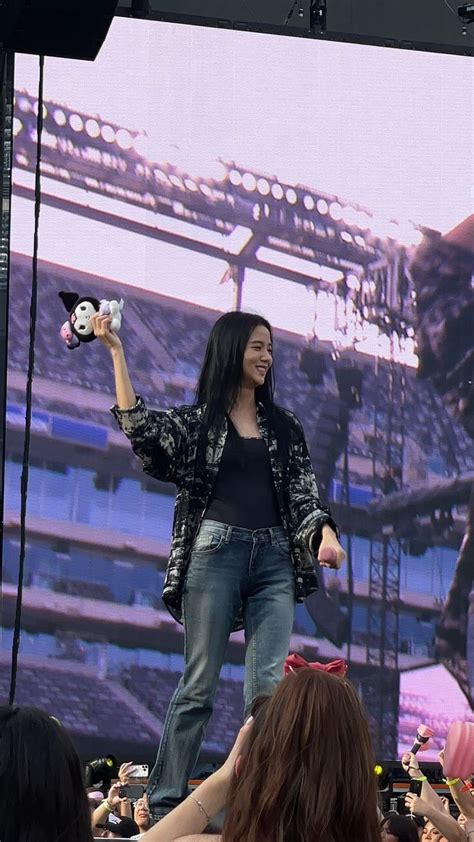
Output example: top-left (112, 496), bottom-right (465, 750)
top-left (59, 291), bottom-right (124, 349)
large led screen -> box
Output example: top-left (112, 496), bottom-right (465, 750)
top-left (3, 18), bottom-right (473, 765)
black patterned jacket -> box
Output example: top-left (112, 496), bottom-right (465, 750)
top-left (111, 396), bottom-right (338, 630)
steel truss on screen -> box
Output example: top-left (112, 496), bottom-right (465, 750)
top-left (12, 91), bottom-right (422, 338)
top-left (363, 357), bottom-right (406, 756)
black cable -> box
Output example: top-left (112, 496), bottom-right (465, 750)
top-left (0, 51), bottom-right (5, 97)
top-left (0, 50), bottom-right (14, 598)
top-left (341, 419), bottom-right (354, 662)
top-left (9, 54), bottom-right (44, 706)
top-left (443, 0), bottom-right (458, 15)
top-left (285, 0), bottom-right (299, 24)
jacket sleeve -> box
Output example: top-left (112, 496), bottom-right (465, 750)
top-left (110, 395), bottom-right (187, 484)
top-left (287, 414), bottom-right (339, 555)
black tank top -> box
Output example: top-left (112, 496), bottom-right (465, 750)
top-left (204, 419), bottom-right (281, 529)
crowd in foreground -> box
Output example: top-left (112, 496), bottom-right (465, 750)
top-left (0, 666), bottom-right (472, 842)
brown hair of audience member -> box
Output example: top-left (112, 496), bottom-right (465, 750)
top-left (222, 668), bottom-right (381, 842)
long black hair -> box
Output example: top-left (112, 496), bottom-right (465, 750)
top-left (383, 815), bottom-right (419, 842)
top-left (0, 705), bottom-right (93, 842)
top-left (196, 311), bottom-right (275, 432)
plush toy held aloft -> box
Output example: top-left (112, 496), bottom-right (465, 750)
top-left (59, 291), bottom-right (124, 349)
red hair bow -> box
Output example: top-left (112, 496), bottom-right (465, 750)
top-left (284, 653), bottom-right (348, 677)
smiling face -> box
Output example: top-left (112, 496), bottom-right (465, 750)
top-left (241, 324), bottom-right (273, 390)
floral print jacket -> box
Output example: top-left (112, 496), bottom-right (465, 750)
top-left (111, 396), bottom-right (338, 630)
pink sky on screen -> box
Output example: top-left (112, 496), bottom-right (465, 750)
top-left (13, 18), bottom-right (473, 234)
top-left (11, 19), bottom-right (473, 338)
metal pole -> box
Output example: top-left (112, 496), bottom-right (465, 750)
top-left (232, 265), bottom-right (245, 311)
top-left (0, 49), bottom-right (14, 587)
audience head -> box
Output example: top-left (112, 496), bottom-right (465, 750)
top-left (223, 667), bottom-right (381, 842)
top-left (97, 814), bottom-right (140, 837)
top-left (422, 822), bottom-right (448, 841)
top-left (133, 794), bottom-right (151, 832)
top-left (0, 705), bottom-right (93, 842)
top-left (382, 814), bottom-right (420, 842)
top-left (412, 815), bottom-right (426, 839)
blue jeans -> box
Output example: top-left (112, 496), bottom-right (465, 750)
top-left (147, 520), bottom-right (296, 816)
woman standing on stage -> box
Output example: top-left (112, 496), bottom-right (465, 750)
top-left (92, 309), bottom-right (345, 822)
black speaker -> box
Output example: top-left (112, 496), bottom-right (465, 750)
top-left (335, 366), bottom-right (363, 409)
top-left (299, 346), bottom-right (327, 386)
top-left (0, 0), bottom-right (118, 61)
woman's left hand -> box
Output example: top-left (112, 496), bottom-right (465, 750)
top-left (214, 718), bottom-right (254, 787)
top-left (317, 526), bottom-right (346, 569)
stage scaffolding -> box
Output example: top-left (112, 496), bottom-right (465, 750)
top-left (364, 357), bottom-right (406, 756)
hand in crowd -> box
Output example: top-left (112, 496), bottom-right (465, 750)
top-left (401, 751), bottom-right (421, 778)
top-left (105, 781), bottom-right (129, 810)
top-left (118, 761), bottom-right (135, 785)
top-left (405, 792), bottom-right (431, 817)
top-left (438, 743), bottom-right (474, 821)
top-left (91, 780), bottom-right (130, 834)
top-left (400, 748), bottom-right (469, 842)
top-left (211, 715), bottom-right (254, 791)
top-left (406, 793), bottom-right (469, 842)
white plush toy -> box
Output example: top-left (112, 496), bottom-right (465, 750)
top-left (59, 291), bottom-right (125, 349)
top-left (99, 298), bottom-right (124, 333)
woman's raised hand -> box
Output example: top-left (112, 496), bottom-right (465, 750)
top-left (93, 312), bottom-right (137, 409)
top-left (215, 717), bottom-right (254, 787)
top-left (91, 313), bottom-right (123, 352)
